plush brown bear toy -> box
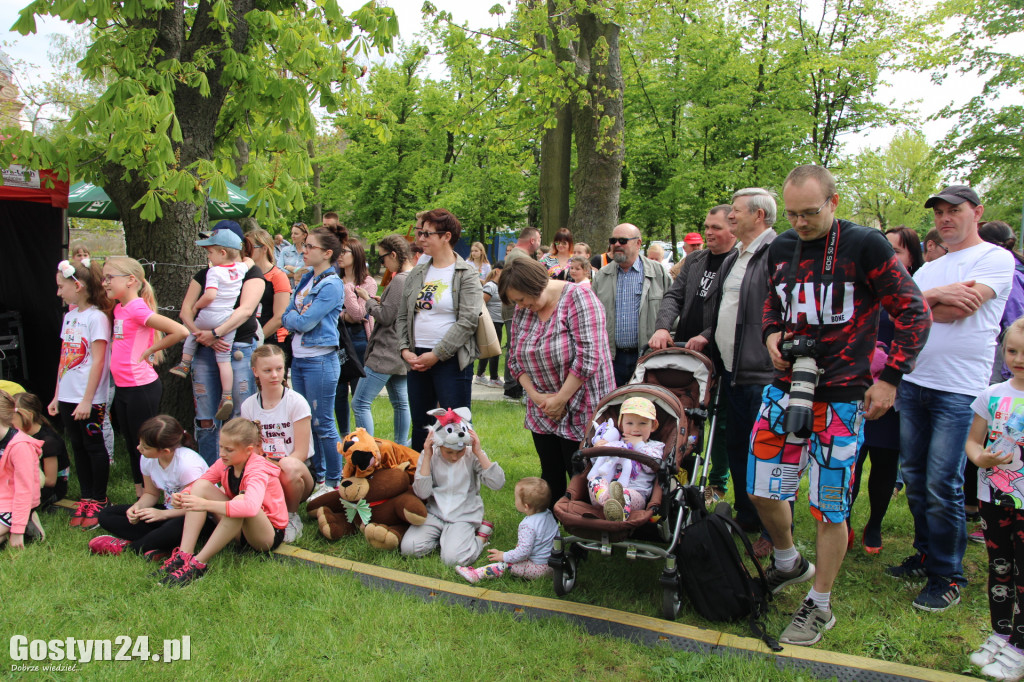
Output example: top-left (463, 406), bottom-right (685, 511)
top-left (306, 465), bottom-right (428, 550)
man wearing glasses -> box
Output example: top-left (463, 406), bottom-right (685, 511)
top-left (751, 165), bottom-right (929, 646)
top-left (592, 223), bottom-right (672, 386)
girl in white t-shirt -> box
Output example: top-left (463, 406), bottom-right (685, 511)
top-left (90, 415), bottom-right (211, 560)
top-left (101, 257), bottom-right (188, 505)
top-left (49, 259), bottom-right (113, 530)
top-left (240, 344), bottom-right (314, 542)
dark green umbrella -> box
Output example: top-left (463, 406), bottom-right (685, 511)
top-left (67, 181), bottom-right (252, 219)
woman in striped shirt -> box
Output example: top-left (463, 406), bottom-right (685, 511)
top-left (499, 258), bottom-right (615, 507)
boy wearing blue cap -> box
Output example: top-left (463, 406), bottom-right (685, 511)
top-left (170, 228), bottom-right (249, 420)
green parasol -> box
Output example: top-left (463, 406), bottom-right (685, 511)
top-left (67, 181), bottom-right (252, 219)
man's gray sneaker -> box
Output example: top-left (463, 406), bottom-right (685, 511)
top-left (779, 598), bottom-right (836, 646)
top-left (766, 554), bottom-right (815, 594)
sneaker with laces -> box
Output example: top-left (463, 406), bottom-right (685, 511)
top-left (969, 526), bottom-right (986, 544)
top-left (971, 633), bottom-right (1008, 668)
top-left (168, 363), bottom-right (190, 379)
top-left (981, 643), bottom-right (1024, 681)
top-left (308, 481), bottom-right (331, 501)
top-left (779, 598), bottom-right (836, 646)
top-left (766, 555), bottom-right (815, 594)
top-left (89, 535), bottom-right (130, 555)
top-left (284, 512), bottom-right (303, 543)
top-left (886, 553), bottom-right (927, 580)
top-left (215, 396), bottom-right (234, 421)
top-left (25, 511), bottom-right (45, 543)
top-left (912, 576), bottom-right (961, 612)
top-left (488, 378), bottom-right (504, 389)
top-left (752, 536), bottom-right (774, 560)
top-left (69, 499), bottom-right (89, 528)
top-left (79, 498), bottom-right (107, 530)
top-left (150, 547), bottom-right (189, 580)
top-left (159, 554), bottom-right (208, 587)
top-left (143, 549), bottom-right (171, 563)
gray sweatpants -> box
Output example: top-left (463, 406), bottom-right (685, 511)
top-left (400, 514), bottom-right (483, 566)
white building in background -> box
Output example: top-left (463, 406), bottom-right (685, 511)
top-left (0, 49), bottom-right (29, 132)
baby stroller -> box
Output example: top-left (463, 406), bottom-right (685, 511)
top-left (547, 347), bottom-right (716, 620)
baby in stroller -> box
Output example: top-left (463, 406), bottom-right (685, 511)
top-left (588, 397), bottom-right (666, 521)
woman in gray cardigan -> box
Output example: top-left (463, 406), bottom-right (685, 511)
top-left (351, 235), bottom-right (415, 446)
top-left (396, 209), bottom-right (483, 452)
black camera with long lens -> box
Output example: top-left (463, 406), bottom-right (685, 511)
top-left (780, 337), bottom-right (824, 438)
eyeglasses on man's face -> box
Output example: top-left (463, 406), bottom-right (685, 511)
top-left (784, 197), bottom-right (831, 222)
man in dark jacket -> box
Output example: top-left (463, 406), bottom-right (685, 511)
top-left (712, 188), bottom-right (779, 550)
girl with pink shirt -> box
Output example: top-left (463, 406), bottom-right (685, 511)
top-left (156, 418), bottom-right (288, 587)
top-left (50, 259), bottom-right (113, 530)
top-left (0, 390), bottom-right (46, 548)
top-left (102, 257), bottom-right (188, 502)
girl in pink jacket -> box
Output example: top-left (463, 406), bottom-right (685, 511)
top-left (154, 418), bottom-right (287, 587)
top-left (0, 390), bottom-right (45, 548)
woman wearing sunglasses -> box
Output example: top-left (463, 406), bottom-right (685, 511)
top-left (396, 209), bottom-right (483, 452)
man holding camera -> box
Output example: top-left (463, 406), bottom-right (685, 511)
top-left (752, 165), bottom-right (930, 646)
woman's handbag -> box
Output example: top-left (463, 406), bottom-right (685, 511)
top-left (337, 318), bottom-right (366, 381)
top-left (475, 305), bottom-right (501, 359)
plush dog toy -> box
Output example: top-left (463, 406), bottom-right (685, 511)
top-left (427, 407), bottom-right (474, 450)
top-left (307, 465), bottom-right (428, 550)
top-left (339, 427), bottom-right (419, 480)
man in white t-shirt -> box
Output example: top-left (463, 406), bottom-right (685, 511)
top-left (889, 185), bottom-right (1015, 613)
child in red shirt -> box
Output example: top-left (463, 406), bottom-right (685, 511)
top-left (156, 418), bottom-right (287, 587)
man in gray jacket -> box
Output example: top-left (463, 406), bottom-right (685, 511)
top-left (592, 223), bottom-right (673, 386)
top-left (713, 188), bottom-right (778, 552)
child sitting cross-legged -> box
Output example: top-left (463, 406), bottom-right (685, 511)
top-left (456, 476), bottom-right (557, 584)
top-left (587, 396), bottom-right (665, 522)
top-left (156, 418), bottom-right (287, 587)
top-left (401, 408), bottom-right (505, 566)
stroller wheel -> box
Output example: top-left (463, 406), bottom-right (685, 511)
top-left (661, 569), bottom-right (683, 621)
top-left (552, 554), bottom-right (578, 596)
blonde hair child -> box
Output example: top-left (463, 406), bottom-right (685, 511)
top-left (102, 256), bottom-right (189, 501)
top-left (0, 390), bottom-right (46, 547)
top-left (456, 477), bottom-right (558, 583)
top-left (157, 418), bottom-right (289, 587)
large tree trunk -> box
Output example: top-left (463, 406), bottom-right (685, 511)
top-left (567, 11), bottom-right (624, 247)
top-left (539, 106), bottom-right (572, 240)
top-left (100, 0), bottom-right (255, 421)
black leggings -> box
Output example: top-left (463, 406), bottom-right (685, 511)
top-left (980, 501), bottom-right (1024, 648)
top-left (475, 321), bottom-right (504, 379)
top-left (531, 432), bottom-right (580, 510)
top-left (97, 504), bottom-right (215, 554)
top-left (59, 402), bottom-right (109, 501)
top-left (850, 445), bottom-right (899, 537)
top-left (111, 380), bottom-right (162, 485)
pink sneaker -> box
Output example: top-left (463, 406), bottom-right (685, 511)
top-left (456, 566), bottom-right (482, 584)
top-left (969, 527), bottom-right (986, 544)
top-left (89, 535), bottom-right (130, 556)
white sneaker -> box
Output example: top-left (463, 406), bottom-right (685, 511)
top-left (473, 376), bottom-right (487, 386)
top-left (982, 644), bottom-right (1024, 681)
top-left (284, 512), bottom-right (303, 543)
top-left (308, 482), bottom-right (330, 501)
top-left (25, 511), bottom-right (45, 543)
top-left (973, 633), bottom-right (1009, 668)
top-left (488, 378), bottom-right (504, 389)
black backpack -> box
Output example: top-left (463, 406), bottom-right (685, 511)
top-left (677, 490), bottom-right (781, 651)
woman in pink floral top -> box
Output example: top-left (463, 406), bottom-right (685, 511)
top-left (499, 258), bottom-right (615, 507)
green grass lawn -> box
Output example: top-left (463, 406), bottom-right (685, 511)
top-left (0, 396), bottom-right (989, 680)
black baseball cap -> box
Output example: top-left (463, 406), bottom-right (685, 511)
top-left (924, 185), bottom-right (981, 208)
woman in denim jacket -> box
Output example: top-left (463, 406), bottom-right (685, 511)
top-left (397, 209), bottom-right (483, 452)
top-left (282, 228), bottom-right (345, 499)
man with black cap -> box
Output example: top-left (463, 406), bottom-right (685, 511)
top-left (889, 185), bottom-right (1015, 613)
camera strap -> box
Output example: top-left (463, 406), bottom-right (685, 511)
top-left (784, 219), bottom-right (841, 337)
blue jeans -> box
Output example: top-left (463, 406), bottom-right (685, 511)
top-left (192, 339), bottom-right (257, 465)
top-left (613, 349), bottom-right (639, 387)
top-left (335, 325), bottom-right (367, 435)
top-left (292, 352), bottom-right (342, 484)
top-left (351, 366), bottom-right (411, 447)
top-left (408, 348), bottom-right (472, 453)
top-left (898, 381), bottom-right (974, 583)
